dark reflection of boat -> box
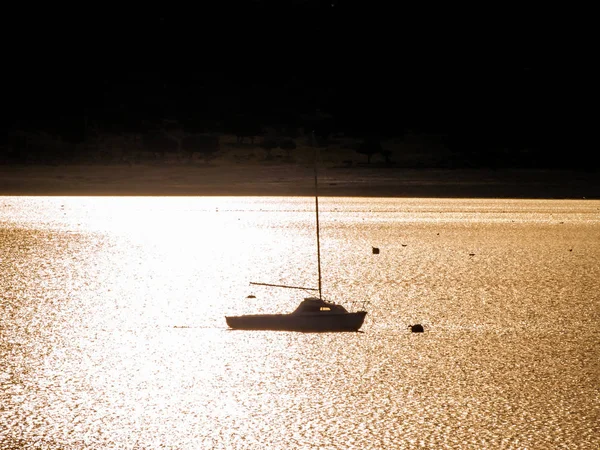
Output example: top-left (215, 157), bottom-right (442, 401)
top-left (226, 146), bottom-right (368, 332)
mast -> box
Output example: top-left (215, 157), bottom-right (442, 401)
top-left (314, 146), bottom-right (322, 299)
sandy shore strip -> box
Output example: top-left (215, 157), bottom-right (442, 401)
top-left (1, 164), bottom-right (599, 198)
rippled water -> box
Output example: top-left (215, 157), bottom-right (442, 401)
top-left (1, 196), bottom-right (599, 449)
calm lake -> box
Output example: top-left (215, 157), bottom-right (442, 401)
top-left (1, 196), bottom-right (599, 449)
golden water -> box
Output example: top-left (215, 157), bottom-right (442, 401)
top-left (1, 197), bottom-right (599, 449)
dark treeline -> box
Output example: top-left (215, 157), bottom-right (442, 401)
top-left (3, 0), bottom-right (593, 169)
top-left (2, 62), bottom-right (594, 169)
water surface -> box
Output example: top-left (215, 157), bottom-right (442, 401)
top-left (1, 197), bottom-right (599, 448)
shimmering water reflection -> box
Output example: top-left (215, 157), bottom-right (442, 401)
top-left (1, 197), bottom-right (599, 449)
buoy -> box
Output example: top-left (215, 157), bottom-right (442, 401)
top-left (372, 247), bottom-right (380, 254)
top-left (409, 324), bottom-right (424, 333)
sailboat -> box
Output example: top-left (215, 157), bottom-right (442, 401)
top-left (225, 149), bottom-right (368, 332)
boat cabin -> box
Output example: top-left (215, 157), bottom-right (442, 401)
top-left (292, 297), bottom-right (349, 314)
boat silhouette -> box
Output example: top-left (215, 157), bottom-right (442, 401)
top-left (226, 147), bottom-right (368, 332)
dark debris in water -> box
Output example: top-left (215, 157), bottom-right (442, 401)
top-left (409, 324), bottom-right (425, 333)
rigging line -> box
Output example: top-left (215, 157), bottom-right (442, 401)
top-left (250, 282), bottom-right (319, 292)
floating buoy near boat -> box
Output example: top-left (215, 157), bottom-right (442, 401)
top-left (372, 247), bottom-right (380, 254)
top-left (409, 324), bottom-right (424, 333)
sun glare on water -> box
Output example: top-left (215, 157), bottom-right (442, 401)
top-left (1, 196), bottom-right (599, 448)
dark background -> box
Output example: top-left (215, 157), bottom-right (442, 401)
top-left (2, 1), bottom-right (595, 169)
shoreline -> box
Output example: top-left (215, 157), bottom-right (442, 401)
top-left (1, 163), bottom-right (599, 199)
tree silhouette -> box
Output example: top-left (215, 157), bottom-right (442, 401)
top-left (142, 132), bottom-right (179, 160)
top-left (357, 138), bottom-right (382, 164)
top-left (381, 148), bottom-right (393, 165)
top-left (279, 138), bottom-right (296, 161)
top-left (260, 139), bottom-right (278, 160)
top-left (231, 115), bottom-right (263, 144)
top-left (181, 134), bottom-right (220, 163)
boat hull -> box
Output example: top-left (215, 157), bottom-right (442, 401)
top-left (225, 312), bottom-right (367, 332)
